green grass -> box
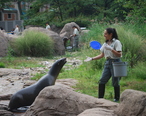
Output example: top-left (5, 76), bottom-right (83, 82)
top-left (0, 56), bottom-right (47, 69)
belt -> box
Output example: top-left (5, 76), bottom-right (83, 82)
top-left (106, 58), bottom-right (120, 62)
top-left (106, 57), bottom-right (114, 59)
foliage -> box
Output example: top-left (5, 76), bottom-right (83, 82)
top-left (117, 0), bottom-right (146, 23)
top-left (60, 16), bottom-right (92, 27)
top-left (116, 24), bottom-right (145, 67)
top-left (10, 30), bottom-right (54, 57)
top-left (2, 0), bottom-right (146, 27)
top-left (22, 0), bottom-right (129, 27)
top-left (0, 62), bottom-right (5, 68)
top-left (123, 23), bottom-right (146, 38)
top-left (129, 61), bottom-right (146, 80)
top-left (0, 0), bottom-right (11, 9)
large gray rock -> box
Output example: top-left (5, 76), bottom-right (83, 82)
top-left (24, 84), bottom-right (118, 116)
top-left (23, 27), bottom-right (65, 55)
top-left (0, 31), bottom-right (8, 57)
top-left (114, 89), bottom-right (146, 116)
top-left (0, 104), bottom-right (14, 116)
top-left (59, 22), bottom-right (81, 47)
top-left (59, 22), bottom-right (81, 39)
top-left (78, 108), bottom-right (117, 116)
top-left (0, 30), bottom-right (17, 57)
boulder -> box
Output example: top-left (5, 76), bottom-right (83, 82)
top-left (0, 104), bottom-right (14, 116)
top-left (0, 30), bottom-right (17, 57)
top-left (23, 27), bottom-right (65, 55)
top-left (24, 84), bottom-right (118, 116)
top-left (59, 22), bottom-right (81, 47)
top-left (59, 22), bottom-right (81, 39)
top-left (114, 89), bottom-right (146, 116)
top-left (78, 108), bottom-right (117, 116)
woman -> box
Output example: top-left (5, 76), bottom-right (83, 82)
top-left (46, 22), bottom-right (51, 30)
top-left (85, 28), bottom-right (122, 102)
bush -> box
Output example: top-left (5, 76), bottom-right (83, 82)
top-left (11, 31), bottom-right (54, 57)
top-left (0, 62), bottom-right (5, 68)
top-left (129, 61), bottom-right (146, 80)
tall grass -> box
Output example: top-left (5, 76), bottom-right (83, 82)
top-left (124, 23), bottom-right (146, 38)
top-left (10, 30), bottom-right (54, 57)
top-left (115, 24), bottom-right (144, 67)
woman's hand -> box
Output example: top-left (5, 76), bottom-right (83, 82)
top-left (105, 44), bottom-right (113, 51)
top-left (84, 57), bottom-right (92, 62)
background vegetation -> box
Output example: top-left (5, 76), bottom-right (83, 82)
top-left (1, 0), bottom-right (145, 28)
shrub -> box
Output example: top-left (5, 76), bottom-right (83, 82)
top-left (11, 31), bottom-right (54, 57)
top-left (129, 61), bottom-right (146, 80)
top-left (0, 62), bottom-right (5, 68)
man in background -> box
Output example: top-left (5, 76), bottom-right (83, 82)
top-left (46, 22), bottom-right (51, 30)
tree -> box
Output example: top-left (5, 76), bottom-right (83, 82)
top-left (23, 0), bottom-right (135, 26)
top-left (0, 0), bottom-right (11, 9)
top-left (116, 0), bottom-right (146, 23)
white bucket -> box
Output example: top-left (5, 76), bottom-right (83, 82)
top-left (112, 62), bottom-right (128, 77)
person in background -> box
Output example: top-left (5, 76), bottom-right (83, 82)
top-left (13, 25), bottom-right (20, 35)
top-left (46, 22), bottom-right (51, 30)
top-left (71, 25), bottom-right (80, 50)
top-left (0, 27), bottom-right (4, 30)
top-left (11, 28), bottom-right (15, 34)
top-left (84, 28), bottom-right (122, 102)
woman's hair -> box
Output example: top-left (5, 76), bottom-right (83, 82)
top-left (106, 28), bottom-right (119, 40)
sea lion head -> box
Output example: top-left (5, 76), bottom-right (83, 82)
top-left (49, 58), bottom-right (67, 76)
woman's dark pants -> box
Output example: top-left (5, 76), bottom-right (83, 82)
top-left (98, 59), bottom-right (121, 101)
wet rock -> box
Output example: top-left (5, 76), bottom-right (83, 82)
top-left (0, 94), bottom-right (12, 100)
top-left (0, 104), bottom-right (14, 116)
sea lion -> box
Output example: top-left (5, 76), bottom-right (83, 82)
top-left (8, 58), bottom-right (67, 112)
